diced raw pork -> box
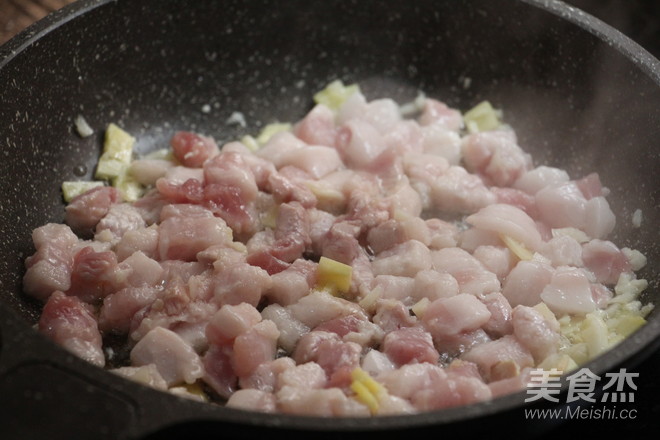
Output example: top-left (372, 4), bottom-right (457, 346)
top-left (212, 262), bottom-right (272, 307)
top-left (462, 130), bottom-right (532, 187)
top-left (65, 186), bottom-right (121, 234)
top-left (294, 103), bottom-right (338, 147)
top-left (287, 289), bottom-right (366, 329)
top-left (99, 286), bottom-right (161, 334)
top-left (425, 218), bottom-right (460, 250)
top-left (232, 320), bottom-right (280, 378)
top-left (382, 327), bottom-right (440, 366)
top-left (115, 251), bottom-right (164, 288)
top-left (472, 245), bottom-right (515, 282)
top-left (371, 275), bottom-right (415, 303)
top-left (491, 186), bottom-right (538, 218)
top-left (129, 159), bottom-right (174, 186)
top-left (367, 217), bottom-right (428, 255)
top-left (412, 269), bottom-right (460, 302)
top-left (576, 172), bottom-right (608, 199)
top-left (461, 335), bottom-right (534, 381)
top-left (511, 305), bottom-right (560, 362)
top-left (540, 266), bottom-right (598, 315)
top-left (314, 313), bottom-right (384, 347)
top-left (539, 234), bottom-right (583, 267)
top-left (38, 291), bottom-right (105, 367)
top-left (292, 331), bottom-right (361, 387)
top-left (23, 223), bottom-right (80, 301)
top-left (418, 98), bottom-right (463, 132)
top-left (466, 203), bottom-right (543, 253)
top-left (489, 367), bottom-right (535, 397)
top-left (277, 361), bottom-right (327, 390)
top-left (111, 364), bottom-right (168, 390)
top-left (278, 146), bottom-right (343, 179)
top-left (202, 343), bottom-right (237, 399)
top-left (95, 204), bottom-right (146, 244)
top-left (24, 84), bottom-right (649, 418)
top-left (115, 225), bottom-right (159, 261)
top-left (361, 348), bottom-right (396, 376)
top-left (239, 357), bottom-right (296, 392)
top-left (226, 389), bottom-right (277, 412)
top-left (266, 258), bottom-right (317, 305)
top-left (276, 386), bottom-right (370, 417)
top-left (130, 326), bottom-right (204, 386)
top-left (261, 303), bottom-right (310, 353)
top-left (158, 215), bottom-right (232, 261)
top-left (430, 166), bottom-right (497, 214)
top-left (372, 240), bottom-right (432, 278)
top-left (205, 303), bottom-right (262, 346)
top-left (413, 369), bottom-right (492, 411)
top-left (478, 291), bottom-right (513, 337)
top-left (513, 166), bottom-right (570, 195)
top-left (501, 259), bottom-right (554, 307)
top-left (319, 220), bottom-right (362, 265)
top-left (132, 190), bottom-right (169, 225)
top-left (431, 247), bottom-right (501, 296)
top-left (422, 294), bottom-right (492, 339)
top-left (421, 123), bottom-right (462, 165)
top-left (66, 246), bottom-right (119, 303)
top-left (372, 299), bottom-right (418, 333)
top-left (534, 180), bottom-right (615, 239)
top-left (171, 131), bottom-right (220, 168)
top-left (256, 131), bottom-right (306, 166)
top-left (335, 119), bottom-right (387, 169)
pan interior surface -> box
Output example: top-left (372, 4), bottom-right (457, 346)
top-left (0, 0), bottom-right (658, 437)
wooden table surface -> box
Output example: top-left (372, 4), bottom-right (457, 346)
top-left (0, 0), bottom-right (76, 45)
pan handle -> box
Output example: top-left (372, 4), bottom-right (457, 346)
top-left (0, 305), bottom-right (224, 440)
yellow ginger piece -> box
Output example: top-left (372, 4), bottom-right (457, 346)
top-left (317, 256), bottom-right (353, 295)
top-left (614, 314), bottom-right (646, 338)
top-left (463, 100), bottom-right (502, 133)
top-left (93, 123), bottom-right (144, 201)
top-left (113, 170), bottom-right (144, 202)
top-left (240, 134), bottom-right (260, 152)
top-left (169, 382), bottom-right (209, 402)
top-left (350, 367), bottom-right (386, 415)
top-left (500, 234), bottom-right (534, 261)
top-left (411, 297), bottom-right (430, 318)
top-left (95, 123), bottom-right (135, 180)
top-left (256, 122), bottom-right (292, 145)
top-left (61, 181), bottom-right (104, 202)
top-left (581, 313), bottom-right (610, 359)
top-left (313, 80), bottom-right (360, 111)
top-left (239, 122), bottom-right (292, 151)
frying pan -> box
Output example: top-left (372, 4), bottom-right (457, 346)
top-left (0, 0), bottom-right (659, 439)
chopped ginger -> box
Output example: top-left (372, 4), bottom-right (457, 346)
top-left (256, 122), bottom-right (292, 145)
top-left (169, 382), bottom-right (209, 402)
top-left (317, 256), bottom-right (353, 295)
top-left (350, 367), bottom-right (386, 414)
top-left (95, 123), bottom-right (135, 180)
top-left (500, 234), bottom-right (534, 261)
top-left (112, 169), bottom-right (144, 202)
top-left (614, 314), bottom-right (646, 337)
top-left (61, 181), bottom-right (104, 202)
top-left (463, 100), bottom-right (502, 133)
top-left (313, 79), bottom-right (360, 111)
top-left (411, 297), bottom-right (430, 318)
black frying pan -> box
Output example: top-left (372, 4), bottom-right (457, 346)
top-left (1, 1), bottom-right (659, 439)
